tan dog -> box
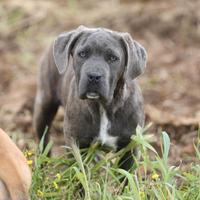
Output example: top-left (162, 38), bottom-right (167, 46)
top-left (0, 129), bottom-right (31, 200)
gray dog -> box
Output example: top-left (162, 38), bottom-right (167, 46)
top-left (33, 26), bottom-right (147, 169)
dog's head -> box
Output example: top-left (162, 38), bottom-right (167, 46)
top-left (53, 26), bottom-right (147, 102)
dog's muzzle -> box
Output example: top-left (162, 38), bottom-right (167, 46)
top-left (78, 69), bottom-right (110, 101)
top-left (86, 73), bottom-right (102, 99)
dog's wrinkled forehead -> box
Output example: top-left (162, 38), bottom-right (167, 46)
top-left (74, 30), bottom-right (123, 54)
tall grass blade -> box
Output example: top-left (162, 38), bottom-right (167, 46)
top-left (162, 131), bottom-right (170, 165)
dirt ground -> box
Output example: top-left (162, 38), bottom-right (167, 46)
top-left (0, 0), bottom-right (199, 166)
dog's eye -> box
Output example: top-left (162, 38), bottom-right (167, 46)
top-left (108, 54), bottom-right (118, 62)
top-left (78, 51), bottom-right (87, 58)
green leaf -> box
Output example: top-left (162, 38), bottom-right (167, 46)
top-left (38, 126), bottom-right (49, 153)
top-left (162, 131), bottom-right (170, 164)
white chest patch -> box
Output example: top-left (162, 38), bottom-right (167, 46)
top-left (98, 106), bottom-right (118, 149)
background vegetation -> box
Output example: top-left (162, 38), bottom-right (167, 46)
top-left (29, 125), bottom-right (200, 199)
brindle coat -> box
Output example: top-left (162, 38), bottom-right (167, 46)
top-left (33, 26), bottom-right (147, 169)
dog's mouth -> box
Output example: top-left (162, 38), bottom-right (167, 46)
top-left (86, 92), bottom-right (100, 99)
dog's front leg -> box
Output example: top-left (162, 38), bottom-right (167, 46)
top-left (118, 150), bottom-right (136, 171)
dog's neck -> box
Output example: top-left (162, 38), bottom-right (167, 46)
top-left (86, 77), bottom-right (129, 120)
top-left (101, 80), bottom-right (130, 117)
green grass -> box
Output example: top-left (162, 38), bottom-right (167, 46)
top-left (28, 125), bottom-right (200, 200)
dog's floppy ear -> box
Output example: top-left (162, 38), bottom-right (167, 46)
top-left (53, 25), bottom-right (87, 74)
top-left (121, 33), bottom-right (147, 80)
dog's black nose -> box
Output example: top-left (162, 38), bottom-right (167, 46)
top-left (87, 74), bottom-right (102, 83)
